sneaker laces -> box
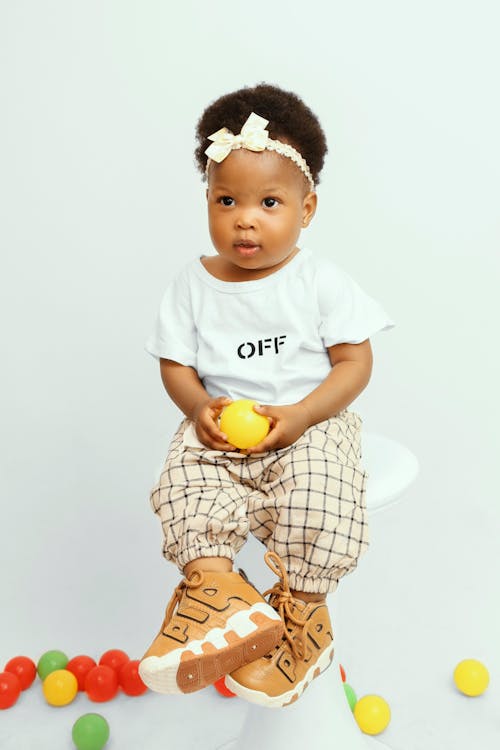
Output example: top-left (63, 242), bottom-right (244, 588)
top-left (165, 569), bottom-right (205, 624)
top-left (263, 551), bottom-right (310, 661)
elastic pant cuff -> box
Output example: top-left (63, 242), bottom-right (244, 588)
top-left (173, 544), bottom-right (236, 574)
top-left (287, 573), bottom-right (339, 595)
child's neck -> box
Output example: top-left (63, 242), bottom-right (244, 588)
top-left (201, 247), bottom-right (300, 283)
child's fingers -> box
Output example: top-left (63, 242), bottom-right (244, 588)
top-left (253, 404), bottom-right (277, 428)
top-left (201, 419), bottom-right (236, 450)
top-left (212, 439), bottom-right (237, 450)
top-left (197, 426), bottom-right (235, 451)
top-left (244, 429), bottom-right (280, 455)
top-left (204, 415), bottom-right (229, 441)
top-left (211, 396), bottom-right (233, 415)
top-left (253, 404), bottom-right (273, 418)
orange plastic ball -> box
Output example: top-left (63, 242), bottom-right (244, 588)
top-left (66, 655), bottom-right (97, 691)
top-left (85, 665), bottom-right (119, 702)
top-left (0, 672), bottom-right (21, 709)
top-left (4, 656), bottom-right (37, 691)
top-left (214, 677), bottom-right (236, 698)
top-left (99, 649), bottom-right (129, 674)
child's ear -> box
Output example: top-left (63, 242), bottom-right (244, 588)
top-left (302, 191), bottom-right (317, 228)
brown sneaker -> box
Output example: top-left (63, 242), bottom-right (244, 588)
top-left (138, 567), bottom-right (284, 695)
top-left (225, 552), bottom-right (334, 708)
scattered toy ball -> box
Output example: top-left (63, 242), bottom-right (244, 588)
top-left (85, 665), bottom-right (119, 702)
top-left (453, 659), bottom-right (489, 697)
top-left (213, 676), bottom-right (236, 698)
top-left (4, 656), bottom-right (37, 690)
top-left (99, 649), bottom-right (129, 674)
top-left (354, 694), bottom-right (391, 735)
top-left (43, 669), bottom-right (78, 707)
top-left (219, 399), bottom-right (270, 449)
top-left (343, 683), bottom-right (357, 711)
top-left (339, 664), bottom-right (346, 683)
top-left (72, 713), bottom-right (110, 750)
top-left (0, 671), bottom-right (21, 710)
top-left (119, 660), bottom-right (148, 696)
top-left (67, 655), bottom-right (97, 691)
top-left (37, 650), bottom-right (69, 680)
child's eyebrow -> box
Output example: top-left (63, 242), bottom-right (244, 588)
top-left (209, 183), bottom-right (290, 196)
top-left (260, 186), bottom-right (288, 194)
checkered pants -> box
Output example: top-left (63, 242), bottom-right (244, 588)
top-left (150, 410), bottom-right (369, 594)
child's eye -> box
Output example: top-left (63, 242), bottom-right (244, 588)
top-left (219, 196), bottom-right (235, 206)
top-left (263, 197), bottom-right (279, 208)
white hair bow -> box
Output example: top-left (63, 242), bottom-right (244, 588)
top-left (205, 112), bottom-right (269, 163)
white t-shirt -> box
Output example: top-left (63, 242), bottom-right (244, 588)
top-left (146, 248), bottom-right (394, 407)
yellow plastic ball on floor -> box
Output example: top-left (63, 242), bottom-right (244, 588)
top-left (219, 399), bottom-right (270, 450)
top-left (42, 668), bottom-right (78, 706)
top-left (354, 694), bottom-right (391, 735)
top-left (453, 659), bottom-right (489, 696)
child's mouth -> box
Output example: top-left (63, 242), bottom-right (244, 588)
top-left (234, 243), bottom-right (260, 257)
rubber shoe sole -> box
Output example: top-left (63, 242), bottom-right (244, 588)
top-left (138, 602), bottom-right (283, 694)
top-left (225, 642), bottom-right (335, 708)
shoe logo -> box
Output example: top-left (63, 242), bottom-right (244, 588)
top-left (185, 589), bottom-right (252, 613)
top-left (163, 623), bottom-right (189, 644)
top-left (277, 651), bottom-right (297, 683)
top-left (307, 618), bottom-right (333, 650)
top-left (177, 605), bottom-right (209, 624)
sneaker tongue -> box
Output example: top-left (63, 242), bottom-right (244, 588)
top-left (291, 596), bottom-right (307, 611)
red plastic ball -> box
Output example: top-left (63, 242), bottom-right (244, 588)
top-left (66, 655), bottom-right (97, 691)
top-left (119, 659), bottom-right (148, 696)
top-left (213, 677), bottom-right (236, 698)
top-left (99, 649), bottom-right (129, 674)
top-left (4, 656), bottom-right (37, 691)
top-left (85, 665), bottom-right (119, 702)
top-left (340, 664), bottom-right (346, 683)
top-left (0, 672), bottom-right (22, 709)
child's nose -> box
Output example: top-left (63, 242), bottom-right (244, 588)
top-left (235, 210), bottom-right (256, 230)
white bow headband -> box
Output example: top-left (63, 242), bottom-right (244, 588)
top-left (204, 112), bottom-right (315, 191)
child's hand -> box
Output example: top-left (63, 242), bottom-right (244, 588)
top-left (243, 403), bottom-right (312, 454)
top-left (192, 396), bottom-right (236, 451)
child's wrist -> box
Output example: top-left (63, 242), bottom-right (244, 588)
top-left (296, 401), bottom-right (314, 430)
top-left (188, 396), bottom-right (210, 422)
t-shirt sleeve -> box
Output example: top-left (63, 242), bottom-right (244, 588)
top-left (145, 268), bottom-right (197, 366)
top-left (316, 258), bottom-right (395, 347)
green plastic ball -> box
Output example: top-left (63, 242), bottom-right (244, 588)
top-left (37, 650), bottom-right (69, 680)
top-left (72, 713), bottom-right (110, 750)
top-left (343, 682), bottom-right (357, 710)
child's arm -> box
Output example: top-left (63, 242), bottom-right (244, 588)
top-left (159, 358), bottom-right (235, 451)
top-left (244, 339), bottom-right (373, 454)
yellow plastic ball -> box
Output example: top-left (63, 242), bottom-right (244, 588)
top-left (453, 659), bottom-right (489, 696)
top-left (354, 694), bottom-right (391, 735)
top-left (42, 668), bottom-right (78, 706)
top-left (219, 399), bottom-right (270, 450)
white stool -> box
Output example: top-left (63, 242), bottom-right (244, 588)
top-left (218, 432), bottom-right (419, 750)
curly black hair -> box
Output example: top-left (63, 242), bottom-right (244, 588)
top-left (195, 83), bottom-right (328, 186)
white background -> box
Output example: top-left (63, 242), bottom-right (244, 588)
top-left (1, 2), bottom-right (499, 748)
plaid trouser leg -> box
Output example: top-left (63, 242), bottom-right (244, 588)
top-left (247, 411), bottom-right (369, 594)
top-left (150, 422), bottom-right (250, 572)
top-left (149, 411), bottom-right (368, 592)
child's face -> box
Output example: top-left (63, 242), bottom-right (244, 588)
top-left (206, 149), bottom-right (317, 278)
